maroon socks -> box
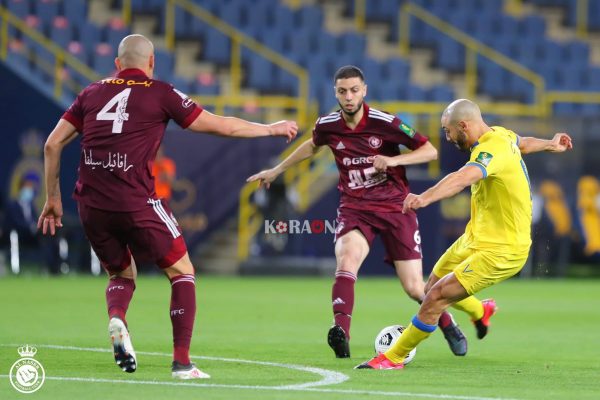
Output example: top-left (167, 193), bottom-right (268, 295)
top-left (106, 277), bottom-right (135, 326)
top-left (170, 274), bottom-right (196, 365)
top-left (332, 270), bottom-right (357, 339)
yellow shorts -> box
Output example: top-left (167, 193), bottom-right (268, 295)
top-left (432, 235), bottom-right (529, 295)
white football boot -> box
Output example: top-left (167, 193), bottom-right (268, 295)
top-left (108, 317), bottom-right (137, 373)
top-left (171, 361), bottom-right (210, 379)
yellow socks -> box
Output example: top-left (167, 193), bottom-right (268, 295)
top-left (384, 317), bottom-right (436, 364)
top-left (452, 296), bottom-right (484, 320)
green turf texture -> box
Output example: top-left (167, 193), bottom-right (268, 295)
top-left (0, 276), bottom-right (598, 400)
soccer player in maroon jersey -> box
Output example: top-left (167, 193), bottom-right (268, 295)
top-left (37, 34), bottom-right (298, 379)
top-left (247, 65), bottom-right (467, 358)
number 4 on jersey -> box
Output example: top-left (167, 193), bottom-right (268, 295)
top-left (97, 88), bottom-right (131, 134)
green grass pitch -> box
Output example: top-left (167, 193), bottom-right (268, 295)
top-left (0, 275), bottom-right (599, 399)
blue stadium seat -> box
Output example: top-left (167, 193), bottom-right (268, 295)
top-left (154, 49), bottom-right (175, 76)
top-left (518, 15), bottom-right (546, 38)
top-left (105, 23), bottom-right (130, 49)
top-left (427, 85), bottom-right (454, 102)
top-left (7, 0), bottom-right (31, 19)
top-left (49, 17), bottom-right (73, 48)
top-left (377, 81), bottom-right (403, 101)
top-left (406, 84), bottom-right (426, 101)
top-left (536, 39), bottom-right (562, 65)
top-left (246, 55), bottom-right (275, 92)
top-left (258, 27), bottom-right (285, 53)
top-left (272, 6), bottom-right (294, 30)
top-left (62, 0), bottom-right (87, 30)
top-left (217, 0), bottom-right (244, 28)
top-left (78, 21), bottom-right (101, 45)
top-left (562, 41), bottom-right (589, 64)
top-left (296, 6), bottom-right (323, 30)
top-left (202, 28), bottom-right (231, 65)
top-left (382, 57), bottom-right (410, 82)
top-left (313, 32), bottom-right (337, 57)
top-left (33, 0), bottom-right (60, 29)
top-left (586, 67), bottom-right (600, 91)
top-left (170, 76), bottom-right (194, 93)
top-left (337, 32), bottom-right (366, 58)
top-left (437, 36), bottom-right (465, 72)
top-left (91, 43), bottom-right (115, 76)
top-left (361, 58), bottom-right (383, 84)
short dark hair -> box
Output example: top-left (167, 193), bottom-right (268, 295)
top-left (333, 65), bottom-right (364, 84)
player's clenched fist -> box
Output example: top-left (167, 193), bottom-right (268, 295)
top-left (372, 155), bottom-right (395, 172)
top-left (402, 193), bottom-right (427, 214)
top-left (549, 133), bottom-right (573, 152)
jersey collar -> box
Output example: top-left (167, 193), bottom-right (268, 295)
top-left (116, 68), bottom-right (149, 78)
top-left (470, 128), bottom-right (495, 152)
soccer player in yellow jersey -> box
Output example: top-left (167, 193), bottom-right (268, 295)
top-left (357, 98), bottom-right (573, 370)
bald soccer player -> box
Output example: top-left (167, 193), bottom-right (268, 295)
top-left (356, 99), bottom-right (572, 370)
top-left (38, 34), bottom-right (298, 379)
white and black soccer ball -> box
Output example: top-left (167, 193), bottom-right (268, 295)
top-left (374, 325), bottom-right (417, 365)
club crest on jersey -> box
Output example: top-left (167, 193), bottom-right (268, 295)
top-left (475, 152), bottom-right (493, 167)
top-left (368, 136), bottom-right (382, 149)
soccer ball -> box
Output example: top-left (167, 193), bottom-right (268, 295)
top-left (374, 325), bottom-right (416, 365)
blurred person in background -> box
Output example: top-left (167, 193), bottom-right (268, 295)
top-left (4, 173), bottom-right (61, 274)
top-left (37, 34), bottom-right (297, 379)
top-left (152, 145), bottom-right (176, 203)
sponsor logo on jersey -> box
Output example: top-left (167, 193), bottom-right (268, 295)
top-left (342, 156), bottom-right (374, 166)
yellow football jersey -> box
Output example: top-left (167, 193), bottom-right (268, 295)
top-left (464, 126), bottom-right (532, 253)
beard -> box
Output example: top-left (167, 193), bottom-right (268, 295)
top-left (454, 130), bottom-right (470, 152)
top-left (338, 100), bottom-right (363, 116)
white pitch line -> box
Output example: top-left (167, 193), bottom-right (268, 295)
top-left (0, 375), bottom-right (518, 400)
top-left (0, 344), bottom-right (519, 400)
top-left (1, 343), bottom-right (347, 389)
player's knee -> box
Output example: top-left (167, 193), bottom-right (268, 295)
top-left (163, 255), bottom-right (194, 279)
top-left (337, 252), bottom-right (363, 271)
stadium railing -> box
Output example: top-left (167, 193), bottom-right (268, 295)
top-left (505, 0), bottom-right (590, 39)
top-left (398, 2), bottom-right (600, 116)
top-left (0, 6), bottom-right (100, 104)
top-left (160, 0), bottom-right (310, 128)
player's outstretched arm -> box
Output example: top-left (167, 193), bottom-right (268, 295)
top-left (38, 119), bottom-right (79, 236)
top-left (373, 141), bottom-right (437, 172)
top-left (187, 110), bottom-right (298, 143)
top-left (246, 139), bottom-right (320, 189)
top-left (402, 165), bottom-right (483, 213)
top-left (518, 133), bottom-right (573, 154)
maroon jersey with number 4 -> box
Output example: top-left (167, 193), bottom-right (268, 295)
top-left (312, 103), bottom-right (429, 212)
top-left (62, 68), bottom-right (202, 212)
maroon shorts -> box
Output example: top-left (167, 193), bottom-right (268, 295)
top-left (335, 207), bottom-right (422, 265)
top-left (78, 199), bottom-right (187, 274)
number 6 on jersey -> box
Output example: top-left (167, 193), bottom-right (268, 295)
top-left (97, 88), bottom-right (132, 134)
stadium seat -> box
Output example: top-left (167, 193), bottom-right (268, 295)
top-left (49, 17), bottom-right (73, 48)
top-left (7, 0), bottom-right (31, 19)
